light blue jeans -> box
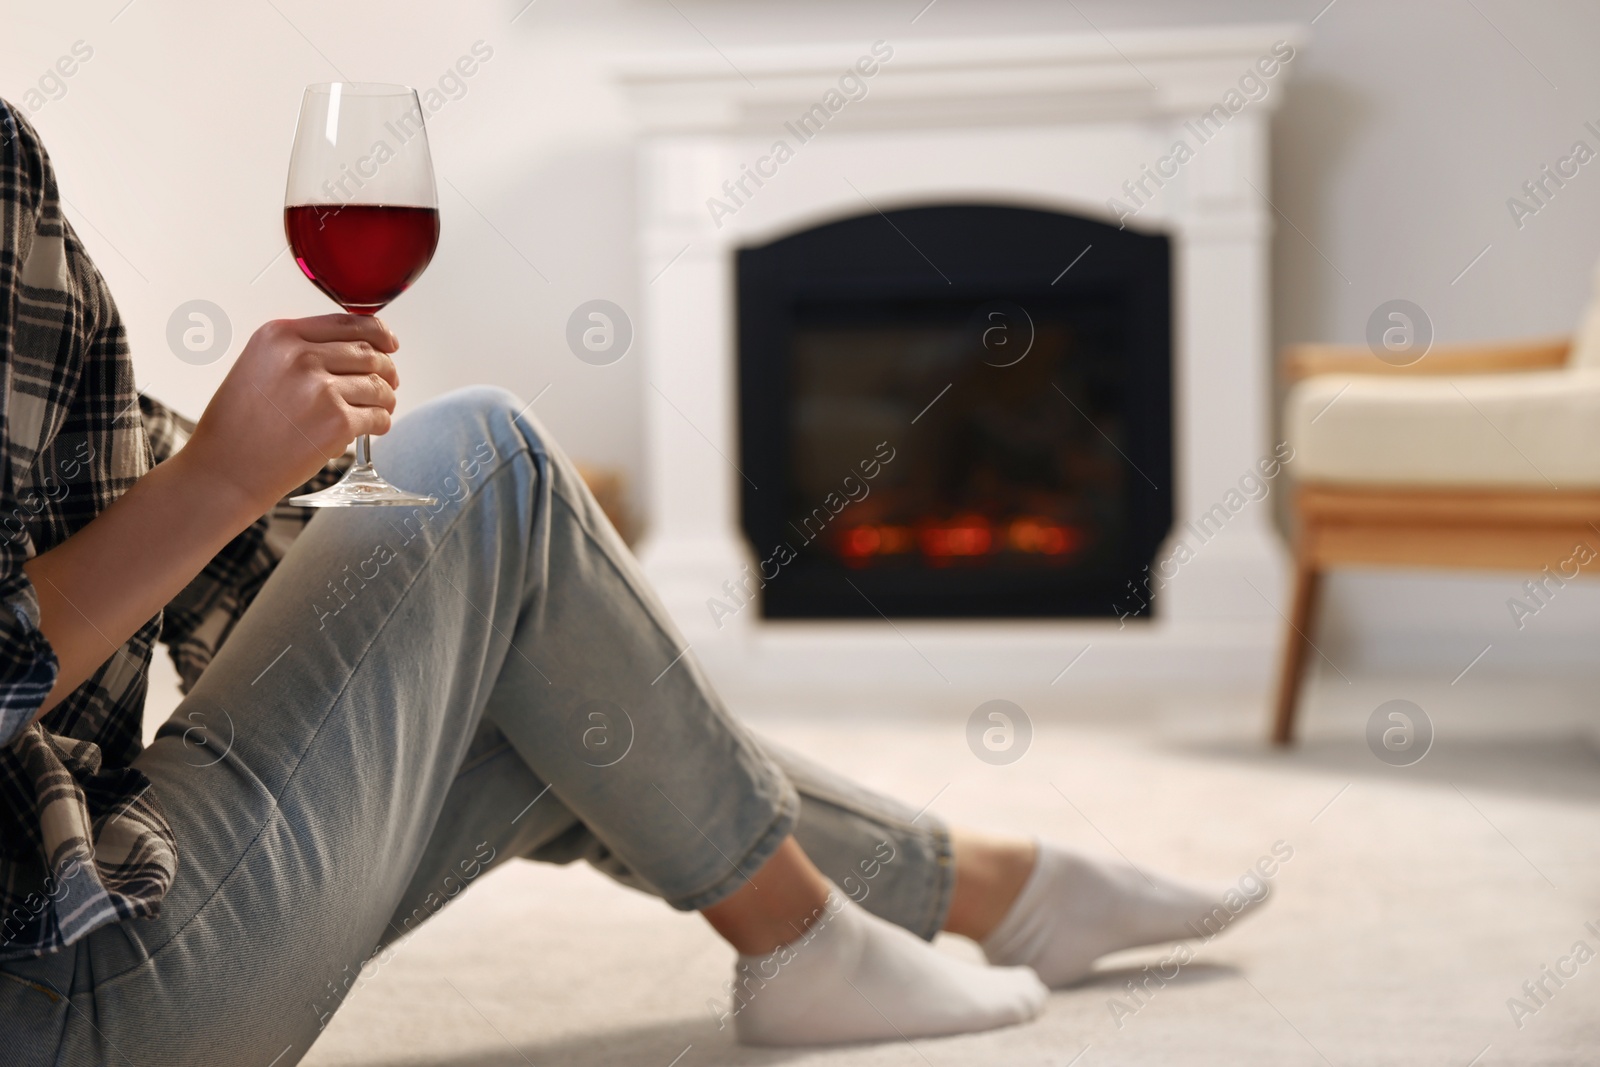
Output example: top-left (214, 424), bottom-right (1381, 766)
top-left (0, 387), bottom-right (955, 1066)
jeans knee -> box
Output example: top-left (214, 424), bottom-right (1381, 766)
top-left (438, 385), bottom-right (523, 427)
top-left (421, 386), bottom-right (545, 462)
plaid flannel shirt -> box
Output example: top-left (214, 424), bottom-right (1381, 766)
top-left (0, 99), bottom-right (344, 960)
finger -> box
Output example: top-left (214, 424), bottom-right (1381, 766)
top-left (346, 403), bottom-right (394, 439)
top-left (315, 341), bottom-right (400, 388)
top-left (330, 371), bottom-right (396, 412)
top-left (292, 313), bottom-right (399, 352)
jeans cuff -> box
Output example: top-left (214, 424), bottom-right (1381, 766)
top-left (904, 819), bottom-right (956, 940)
top-left (664, 778), bottom-right (801, 913)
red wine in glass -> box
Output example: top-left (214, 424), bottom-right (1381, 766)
top-left (283, 83), bottom-right (441, 507)
top-left (285, 204), bottom-right (439, 313)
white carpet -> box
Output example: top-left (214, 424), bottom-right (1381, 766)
top-left (146, 661), bottom-right (1600, 1065)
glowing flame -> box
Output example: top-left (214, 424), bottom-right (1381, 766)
top-left (920, 517), bottom-right (993, 559)
top-left (838, 516), bottom-right (1082, 564)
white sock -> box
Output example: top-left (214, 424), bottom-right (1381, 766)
top-left (731, 891), bottom-right (1047, 1047)
top-left (982, 842), bottom-right (1271, 987)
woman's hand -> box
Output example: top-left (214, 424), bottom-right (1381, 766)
top-left (181, 313), bottom-right (402, 517)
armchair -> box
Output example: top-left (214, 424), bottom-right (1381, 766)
top-left (1271, 307), bottom-right (1600, 743)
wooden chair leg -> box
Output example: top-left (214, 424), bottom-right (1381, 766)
top-left (1270, 563), bottom-right (1322, 746)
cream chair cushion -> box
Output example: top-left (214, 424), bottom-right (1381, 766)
top-left (1286, 368), bottom-right (1600, 487)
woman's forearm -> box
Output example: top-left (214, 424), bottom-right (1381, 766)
top-left (16, 312), bottom-right (402, 724)
top-left (23, 448), bottom-right (262, 721)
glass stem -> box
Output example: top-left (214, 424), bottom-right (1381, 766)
top-left (354, 433), bottom-right (373, 471)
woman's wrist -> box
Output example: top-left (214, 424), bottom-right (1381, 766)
top-left (161, 445), bottom-right (274, 535)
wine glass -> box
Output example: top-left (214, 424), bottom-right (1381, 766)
top-left (284, 82), bottom-right (440, 507)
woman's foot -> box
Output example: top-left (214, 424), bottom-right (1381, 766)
top-left (974, 840), bottom-right (1272, 987)
top-left (730, 891), bottom-right (1047, 1046)
top-left (702, 837), bottom-right (1046, 1046)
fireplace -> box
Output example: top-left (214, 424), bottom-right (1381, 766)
top-left (618, 25), bottom-right (1297, 690)
top-left (737, 204), bottom-right (1172, 619)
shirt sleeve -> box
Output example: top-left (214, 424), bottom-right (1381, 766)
top-left (0, 103), bottom-right (61, 747)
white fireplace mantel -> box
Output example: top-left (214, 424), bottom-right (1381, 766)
top-left (617, 24), bottom-right (1304, 696)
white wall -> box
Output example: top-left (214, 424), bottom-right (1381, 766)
top-left (5, 0), bottom-right (1600, 677)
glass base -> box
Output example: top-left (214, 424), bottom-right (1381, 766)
top-left (289, 464), bottom-right (438, 508)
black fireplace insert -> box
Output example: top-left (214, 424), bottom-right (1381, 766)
top-left (736, 203), bottom-right (1171, 620)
